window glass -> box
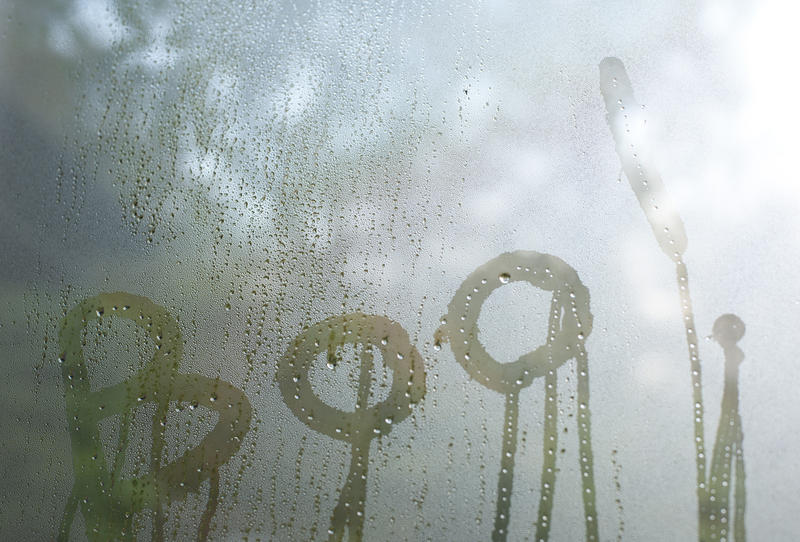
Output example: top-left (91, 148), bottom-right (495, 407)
top-left (1, 1), bottom-right (798, 540)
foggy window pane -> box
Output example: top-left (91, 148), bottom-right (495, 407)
top-left (1, 1), bottom-right (797, 540)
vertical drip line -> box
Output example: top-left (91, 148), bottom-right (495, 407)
top-left (534, 293), bottom-right (562, 541)
top-left (709, 314), bottom-right (747, 542)
top-left (733, 417), bottom-right (746, 541)
top-left (151, 389), bottom-right (169, 542)
top-left (198, 472), bottom-right (220, 542)
top-left (328, 344), bottom-right (374, 542)
top-left (110, 406), bottom-right (134, 537)
top-left (493, 392), bottom-right (519, 541)
top-left (112, 409), bottom-right (133, 491)
top-left (149, 322), bottom-right (182, 542)
top-left (352, 344), bottom-right (374, 538)
top-left (611, 449), bottom-right (625, 542)
top-left (57, 494), bottom-right (79, 541)
top-left (328, 437), bottom-right (369, 542)
top-left (708, 396), bottom-right (735, 541)
top-left (576, 338), bottom-right (598, 541)
top-left (676, 260), bottom-right (707, 499)
top-left (535, 369), bottom-right (558, 542)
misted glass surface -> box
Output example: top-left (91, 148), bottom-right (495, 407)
top-left (1, 1), bottom-right (798, 540)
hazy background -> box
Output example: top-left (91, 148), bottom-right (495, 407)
top-left (2, 0), bottom-right (799, 540)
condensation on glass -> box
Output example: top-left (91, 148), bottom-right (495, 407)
top-left (1, 1), bottom-right (798, 541)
